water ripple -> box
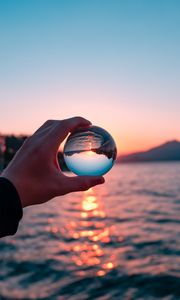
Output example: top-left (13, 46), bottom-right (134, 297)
top-left (0, 163), bottom-right (180, 299)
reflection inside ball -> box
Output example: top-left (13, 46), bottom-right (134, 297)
top-left (63, 126), bottom-right (117, 176)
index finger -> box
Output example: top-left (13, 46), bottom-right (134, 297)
top-left (45, 116), bottom-right (92, 153)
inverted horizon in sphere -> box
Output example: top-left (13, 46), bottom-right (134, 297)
top-left (63, 125), bottom-right (117, 176)
top-left (64, 151), bottom-right (114, 176)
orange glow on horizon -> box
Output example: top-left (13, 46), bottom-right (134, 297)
top-left (1, 123), bottom-right (179, 156)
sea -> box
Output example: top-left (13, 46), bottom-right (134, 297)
top-left (0, 163), bottom-right (180, 300)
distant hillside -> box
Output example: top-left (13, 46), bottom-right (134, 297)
top-left (118, 140), bottom-right (180, 163)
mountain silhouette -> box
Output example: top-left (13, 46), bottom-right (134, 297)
top-left (118, 140), bottom-right (180, 163)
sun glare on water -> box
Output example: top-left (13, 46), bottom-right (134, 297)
top-left (59, 187), bottom-right (116, 277)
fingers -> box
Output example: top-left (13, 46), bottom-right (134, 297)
top-left (61, 117), bottom-right (91, 133)
top-left (54, 117), bottom-right (92, 143)
top-left (51, 117), bottom-right (92, 152)
top-left (33, 117), bottom-right (92, 154)
top-left (33, 119), bottom-right (56, 136)
top-left (64, 175), bottom-right (105, 193)
top-left (34, 117), bottom-right (91, 136)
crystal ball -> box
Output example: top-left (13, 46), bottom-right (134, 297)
top-left (63, 125), bottom-right (117, 176)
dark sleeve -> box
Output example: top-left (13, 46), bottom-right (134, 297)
top-left (0, 177), bottom-right (23, 238)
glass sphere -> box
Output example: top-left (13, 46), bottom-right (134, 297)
top-left (63, 125), bottom-right (117, 176)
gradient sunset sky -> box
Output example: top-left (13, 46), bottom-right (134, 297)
top-left (0, 0), bottom-right (180, 154)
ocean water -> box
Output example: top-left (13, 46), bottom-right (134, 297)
top-left (0, 163), bottom-right (180, 300)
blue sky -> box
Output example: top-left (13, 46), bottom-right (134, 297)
top-left (0, 0), bottom-right (180, 153)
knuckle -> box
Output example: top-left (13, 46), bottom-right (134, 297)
top-left (74, 115), bottom-right (82, 119)
top-left (45, 119), bottom-right (55, 126)
top-left (67, 116), bottom-right (84, 124)
top-left (74, 116), bottom-right (84, 122)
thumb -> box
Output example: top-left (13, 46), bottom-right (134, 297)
top-left (65, 176), bottom-right (105, 193)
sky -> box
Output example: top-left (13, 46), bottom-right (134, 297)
top-left (0, 0), bottom-right (180, 154)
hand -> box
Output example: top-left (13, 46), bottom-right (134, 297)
top-left (1, 117), bottom-right (105, 207)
